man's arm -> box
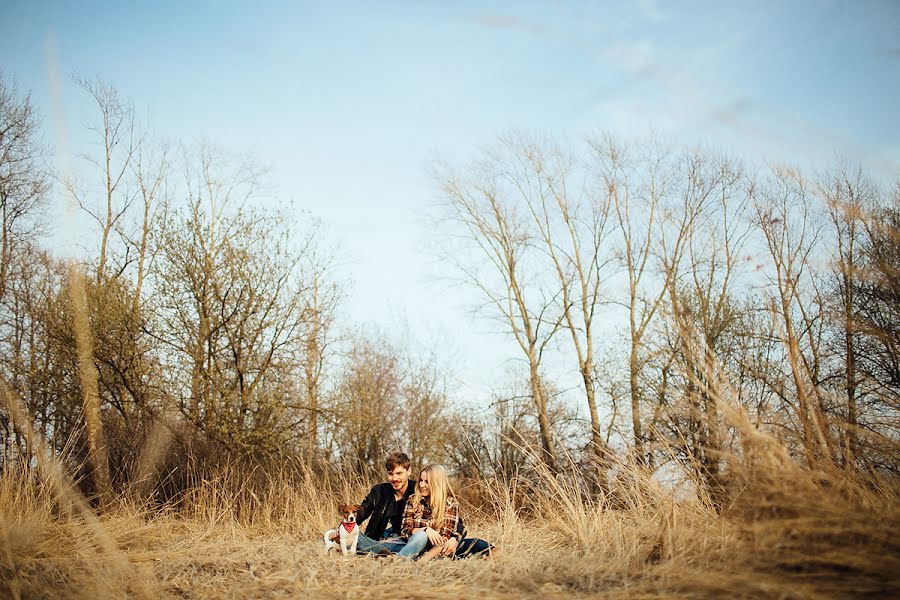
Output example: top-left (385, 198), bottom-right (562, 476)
top-left (356, 484), bottom-right (380, 526)
top-left (400, 500), bottom-right (416, 538)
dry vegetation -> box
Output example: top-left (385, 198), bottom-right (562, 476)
top-left (2, 75), bottom-right (900, 598)
top-left (2, 436), bottom-right (899, 599)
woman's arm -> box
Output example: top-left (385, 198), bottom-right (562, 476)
top-left (437, 499), bottom-right (461, 541)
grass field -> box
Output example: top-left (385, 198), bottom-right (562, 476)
top-left (3, 435), bottom-right (899, 600)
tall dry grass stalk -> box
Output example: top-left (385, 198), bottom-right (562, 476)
top-left (1, 383), bottom-right (157, 599)
top-left (66, 264), bottom-right (111, 509)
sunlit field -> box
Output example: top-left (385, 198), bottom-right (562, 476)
top-left (3, 427), bottom-right (898, 599)
top-left (3, 4), bottom-right (900, 599)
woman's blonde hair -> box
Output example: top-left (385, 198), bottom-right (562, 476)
top-left (412, 464), bottom-right (455, 530)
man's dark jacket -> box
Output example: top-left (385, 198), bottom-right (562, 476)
top-left (358, 479), bottom-right (466, 540)
top-left (357, 480), bottom-right (416, 540)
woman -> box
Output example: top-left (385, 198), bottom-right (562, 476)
top-left (397, 464), bottom-right (461, 561)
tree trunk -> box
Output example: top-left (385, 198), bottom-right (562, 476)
top-left (845, 327), bottom-right (858, 465)
top-left (529, 362), bottom-right (557, 472)
top-left (629, 343), bottom-right (644, 466)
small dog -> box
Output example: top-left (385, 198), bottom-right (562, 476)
top-left (323, 503), bottom-right (361, 556)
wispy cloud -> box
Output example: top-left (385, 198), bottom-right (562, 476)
top-left (637, 0), bottom-right (665, 21)
top-left (469, 13), bottom-right (548, 36)
top-left (466, 6), bottom-right (896, 178)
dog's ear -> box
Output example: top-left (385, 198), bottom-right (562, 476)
top-left (352, 504), bottom-right (362, 512)
top-left (338, 503), bottom-right (348, 514)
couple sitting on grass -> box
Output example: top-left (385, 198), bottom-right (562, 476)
top-left (343, 451), bottom-right (495, 561)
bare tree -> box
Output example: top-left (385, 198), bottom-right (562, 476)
top-left (503, 135), bottom-right (615, 472)
top-left (154, 147), bottom-right (314, 455)
top-left (398, 349), bottom-right (451, 468)
top-left (330, 332), bottom-right (402, 474)
top-left (818, 161), bottom-right (879, 467)
top-left (435, 143), bottom-right (564, 471)
top-left (855, 199), bottom-right (900, 393)
top-left (130, 136), bottom-right (170, 311)
top-left (298, 255), bottom-right (341, 468)
top-left (66, 77), bottom-right (137, 284)
top-left (0, 74), bottom-right (48, 303)
top-left (752, 166), bottom-right (835, 468)
top-left (848, 196), bottom-right (900, 468)
top-left (0, 74), bottom-right (50, 466)
top-left (0, 244), bottom-right (63, 465)
top-left (658, 151), bottom-right (752, 496)
top-left (589, 135), bottom-right (692, 466)
top-left (51, 79), bottom-right (171, 499)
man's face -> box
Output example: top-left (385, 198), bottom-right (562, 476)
top-left (386, 465), bottom-right (410, 493)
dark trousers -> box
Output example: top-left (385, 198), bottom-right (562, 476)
top-left (455, 537), bottom-right (493, 557)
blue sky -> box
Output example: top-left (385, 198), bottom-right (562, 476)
top-left (3, 0), bottom-right (899, 403)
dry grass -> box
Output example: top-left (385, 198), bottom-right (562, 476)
top-left (3, 324), bottom-right (898, 598)
top-left (2, 447), bottom-right (899, 600)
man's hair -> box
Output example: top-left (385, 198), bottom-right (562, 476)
top-left (384, 451), bottom-right (411, 472)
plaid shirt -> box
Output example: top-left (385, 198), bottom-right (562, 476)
top-left (401, 496), bottom-right (461, 541)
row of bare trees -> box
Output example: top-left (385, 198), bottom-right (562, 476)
top-left (436, 133), bottom-right (899, 495)
top-left (0, 76), bottom-right (459, 503)
top-left (1, 73), bottom-right (897, 504)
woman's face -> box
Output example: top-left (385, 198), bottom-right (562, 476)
top-left (418, 472), bottom-right (431, 498)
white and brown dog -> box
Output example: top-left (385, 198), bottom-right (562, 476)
top-left (323, 503), bottom-right (361, 556)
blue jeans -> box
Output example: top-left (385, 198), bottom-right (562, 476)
top-left (394, 532), bottom-right (492, 560)
top-left (397, 530), bottom-right (430, 560)
top-left (355, 533), bottom-right (407, 555)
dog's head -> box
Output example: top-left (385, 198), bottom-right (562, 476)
top-left (338, 503), bottom-right (362, 523)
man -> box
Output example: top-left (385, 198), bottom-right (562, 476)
top-left (341, 451), bottom-right (493, 558)
top-left (352, 450), bottom-right (417, 554)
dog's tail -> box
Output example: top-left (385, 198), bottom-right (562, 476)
top-left (323, 530), bottom-right (336, 555)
